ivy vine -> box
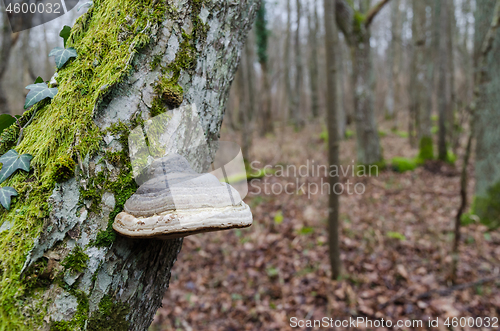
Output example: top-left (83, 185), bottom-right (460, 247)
top-left (0, 25), bottom-right (79, 210)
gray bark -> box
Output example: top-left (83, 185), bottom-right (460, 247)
top-left (292, 0), bottom-right (304, 129)
top-left (473, 0), bottom-right (500, 227)
top-left (0, 8), bottom-right (19, 114)
top-left (308, 0), bottom-right (320, 118)
top-left (0, 0), bottom-right (260, 329)
top-left (409, 0), bottom-right (427, 144)
top-left (334, 0), bottom-right (386, 165)
top-left (437, 0), bottom-right (450, 161)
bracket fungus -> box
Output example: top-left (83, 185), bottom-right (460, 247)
top-left (113, 154), bottom-right (252, 239)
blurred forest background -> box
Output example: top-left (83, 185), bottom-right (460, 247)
top-left (1, 0), bottom-right (500, 330)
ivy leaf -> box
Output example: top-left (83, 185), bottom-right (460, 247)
top-left (34, 76), bottom-right (44, 84)
top-left (59, 25), bottom-right (71, 47)
top-left (0, 187), bottom-right (17, 210)
top-left (0, 115), bottom-right (16, 135)
top-left (0, 150), bottom-right (33, 184)
top-left (24, 83), bottom-right (58, 109)
top-left (49, 47), bottom-right (78, 69)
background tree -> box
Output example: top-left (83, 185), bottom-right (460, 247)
top-left (324, 0), bottom-right (341, 280)
top-left (334, 0), bottom-right (390, 165)
top-left (0, 0), bottom-right (260, 329)
top-left (473, 0), bottom-right (500, 228)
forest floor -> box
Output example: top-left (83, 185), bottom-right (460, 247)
top-left (150, 120), bottom-right (500, 331)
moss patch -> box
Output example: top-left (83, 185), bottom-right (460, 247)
top-left (51, 155), bottom-right (77, 183)
top-left (472, 181), bottom-right (500, 229)
top-left (61, 246), bottom-right (89, 273)
top-left (391, 157), bottom-right (418, 173)
top-left (418, 136), bottom-right (434, 161)
top-left (87, 295), bottom-right (129, 331)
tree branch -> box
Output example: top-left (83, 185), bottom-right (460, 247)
top-left (335, 0), bottom-right (354, 41)
top-left (365, 0), bottom-right (391, 27)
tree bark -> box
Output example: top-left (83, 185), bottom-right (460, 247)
top-left (285, 0), bottom-right (293, 123)
top-left (473, 0), bottom-right (500, 228)
top-left (437, 0), bottom-right (450, 161)
top-left (0, 7), bottom-right (20, 114)
top-left (324, 0), bottom-right (341, 280)
top-left (308, 0), bottom-right (320, 119)
top-left (0, 0), bottom-right (260, 329)
top-left (334, 0), bottom-right (387, 165)
top-left (292, 0), bottom-right (304, 129)
top-left (255, 2), bottom-right (273, 135)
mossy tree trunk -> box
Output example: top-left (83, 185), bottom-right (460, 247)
top-left (473, 0), bottom-right (500, 228)
top-left (0, 0), bottom-right (259, 330)
top-left (335, 0), bottom-right (388, 165)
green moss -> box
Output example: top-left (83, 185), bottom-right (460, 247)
top-left (51, 155), bottom-right (77, 183)
top-left (61, 246), bottom-right (89, 273)
top-left (150, 54), bottom-right (162, 70)
top-left (0, 0), bottom-right (169, 327)
top-left (50, 321), bottom-right (71, 331)
top-left (87, 295), bottom-right (129, 331)
top-left (418, 136), bottom-right (434, 161)
top-left (446, 150), bottom-right (457, 165)
top-left (472, 181), bottom-right (500, 229)
top-left (391, 157), bottom-right (418, 173)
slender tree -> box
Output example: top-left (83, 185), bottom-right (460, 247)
top-left (292, 0), bottom-right (304, 129)
top-left (437, 0), bottom-right (450, 161)
top-left (308, 0), bottom-right (320, 119)
top-left (256, 2), bottom-right (274, 135)
top-left (0, 0), bottom-right (260, 328)
top-left (324, 0), bottom-right (341, 279)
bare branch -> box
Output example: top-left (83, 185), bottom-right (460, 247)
top-left (365, 0), bottom-right (391, 27)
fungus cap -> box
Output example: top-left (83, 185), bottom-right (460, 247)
top-left (113, 154), bottom-right (252, 239)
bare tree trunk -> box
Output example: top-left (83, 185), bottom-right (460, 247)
top-left (410, 0), bottom-right (427, 148)
top-left (336, 32), bottom-right (346, 139)
top-left (437, 0), bottom-right (450, 161)
top-left (241, 38), bottom-right (256, 162)
top-left (255, 3), bottom-right (273, 136)
top-left (0, 8), bottom-right (20, 114)
top-left (0, 0), bottom-right (260, 329)
top-left (335, 0), bottom-right (387, 165)
top-left (385, 0), bottom-right (397, 120)
top-left (447, 0), bottom-right (458, 151)
top-left (308, 0), bottom-right (320, 119)
top-left (324, 0), bottom-right (341, 280)
top-left (292, 0), bottom-right (304, 129)
top-left (285, 0), bottom-right (293, 123)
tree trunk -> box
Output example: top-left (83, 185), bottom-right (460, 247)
top-left (255, 3), bottom-right (273, 135)
top-left (241, 38), bottom-right (256, 163)
top-left (437, 0), bottom-right (449, 161)
top-left (285, 0), bottom-right (293, 123)
top-left (308, 0), bottom-right (320, 119)
top-left (335, 0), bottom-right (385, 165)
top-left (0, 0), bottom-right (259, 329)
top-left (0, 8), bottom-right (20, 114)
top-left (473, 0), bottom-right (500, 228)
top-left (324, 0), bottom-right (341, 280)
top-left (336, 32), bottom-right (346, 139)
top-left (409, 0), bottom-right (426, 147)
top-left (292, 0), bottom-right (304, 129)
